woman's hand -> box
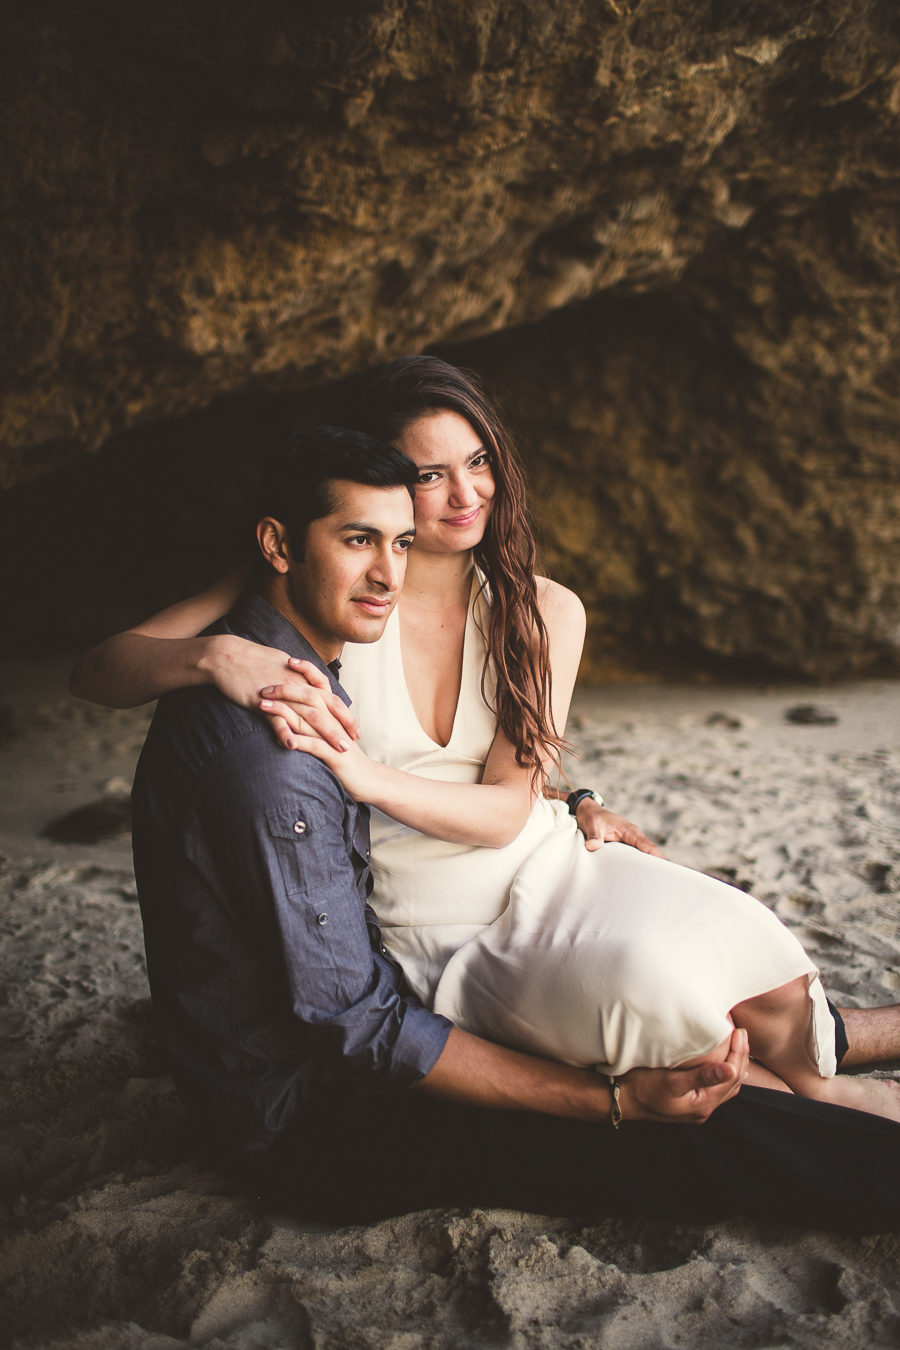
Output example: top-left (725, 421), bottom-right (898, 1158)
top-left (575, 799), bottom-right (665, 858)
top-left (201, 642), bottom-right (359, 752)
top-left (256, 666), bottom-right (363, 753)
top-left (260, 715), bottom-right (384, 802)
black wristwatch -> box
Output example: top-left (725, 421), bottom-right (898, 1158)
top-left (566, 788), bottom-right (604, 816)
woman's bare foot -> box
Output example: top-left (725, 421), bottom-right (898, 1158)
top-left (816, 1074), bottom-right (900, 1123)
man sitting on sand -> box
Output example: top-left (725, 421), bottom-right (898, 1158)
top-left (131, 425), bottom-right (900, 1232)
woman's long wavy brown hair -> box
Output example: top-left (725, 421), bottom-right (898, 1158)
top-left (342, 355), bottom-right (564, 782)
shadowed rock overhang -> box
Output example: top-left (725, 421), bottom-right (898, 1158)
top-left (2, 0), bottom-right (899, 675)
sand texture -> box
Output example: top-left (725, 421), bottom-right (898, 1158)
top-left (2, 661), bottom-right (900, 1347)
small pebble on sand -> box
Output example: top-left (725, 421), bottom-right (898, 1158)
top-left (786, 704), bottom-right (839, 725)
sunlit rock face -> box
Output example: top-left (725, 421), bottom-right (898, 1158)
top-left (2, 0), bottom-right (900, 675)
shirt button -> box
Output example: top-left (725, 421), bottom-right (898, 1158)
top-left (317, 913), bottom-right (328, 926)
top-left (381, 944), bottom-right (388, 955)
top-left (293, 821), bottom-right (307, 835)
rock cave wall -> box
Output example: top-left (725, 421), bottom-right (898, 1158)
top-left (2, 0), bottom-right (900, 676)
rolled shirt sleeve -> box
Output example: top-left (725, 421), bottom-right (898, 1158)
top-left (192, 736), bottom-right (452, 1090)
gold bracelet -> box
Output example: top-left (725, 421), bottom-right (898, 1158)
top-left (609, 1076), bottom-right (623, 1129)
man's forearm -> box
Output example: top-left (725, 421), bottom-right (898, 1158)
top-left (414, 1025), bottom-right (750, 1126)
top-left (415, 1026), bottom-right (612, 1122)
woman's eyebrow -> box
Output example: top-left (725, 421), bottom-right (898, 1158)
top-left (416, 445), bottom-right (486, 470)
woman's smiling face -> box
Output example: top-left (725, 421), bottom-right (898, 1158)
top-left (392, 410), bottom-right (496, 555)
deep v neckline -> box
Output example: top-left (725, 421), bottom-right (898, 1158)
top-left (396, 572), bottom-right (479, 751)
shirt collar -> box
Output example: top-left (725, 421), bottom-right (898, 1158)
top-left (224, 588), bottom-right (351, 707)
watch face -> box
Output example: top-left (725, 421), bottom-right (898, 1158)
top-left (568, 789), bottom-right (603, 815)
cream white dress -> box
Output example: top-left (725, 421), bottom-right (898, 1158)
top-left (338, 577), bottom-right (835, 1078)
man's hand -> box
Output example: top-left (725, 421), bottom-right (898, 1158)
top-left (617, 1029), bottom-right (750, 1124)
top-left (576, 799), bottom-right (665, 858)
top-left (416, 1025), bottom-right (747, 1127)
top-left (256, 659), bottom-right (361, 753)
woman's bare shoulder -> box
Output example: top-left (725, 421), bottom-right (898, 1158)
top-left (534, 576), bottom-right (586, 627)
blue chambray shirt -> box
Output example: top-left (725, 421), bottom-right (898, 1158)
top-left (131, 588), bottom-right (451, 1168)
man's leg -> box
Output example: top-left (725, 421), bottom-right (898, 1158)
top-left (838, 1004), bottom-right (900, 1067)
top-left (259, 1081), bottom-right (900, 1235)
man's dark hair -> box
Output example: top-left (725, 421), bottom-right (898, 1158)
top-left (256, 424), bottom-right (418, 558)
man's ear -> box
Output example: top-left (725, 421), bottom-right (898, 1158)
top-left (256, 517), bottom-right (293, 573)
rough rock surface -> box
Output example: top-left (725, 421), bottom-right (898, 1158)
top-left (2, 0), bottom-right (899, 471)
top-left (448, 279), bottom-right (900, 678)
top-left (4, 1), bottom-right (900, 669)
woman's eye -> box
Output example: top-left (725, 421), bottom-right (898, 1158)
top-left (417, 471), bottom-right (440, 484)
top-left (470, 454), bottom-right (490, 469)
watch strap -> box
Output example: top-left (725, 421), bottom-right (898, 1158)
top-left (566, 788), bottom-right (603, 816)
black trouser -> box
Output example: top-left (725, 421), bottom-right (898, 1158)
top-left (258, 1082), bottom-right (900, 1235)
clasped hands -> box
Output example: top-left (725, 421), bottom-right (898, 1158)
top-left (201, 639), bottom-right (360, 750)
top-left (202, 639), bottom-right (377, 793)
top-left (257, 657), bottom-right (362, 749)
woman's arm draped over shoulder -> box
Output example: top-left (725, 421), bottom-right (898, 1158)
top-left (261, 578), bottom-right (587, 849)
top-left (70, 566), bottom-right (362, 745)
top-left (69, 568), bottom-right (257, 708)
top-left (70, 568), bottom-right (361, 744)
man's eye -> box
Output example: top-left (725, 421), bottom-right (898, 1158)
top-left (348, 535), bottom-right (370, 546)
top-left (396, 537), bottom-right (414, 550)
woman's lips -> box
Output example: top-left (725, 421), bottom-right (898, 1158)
top-left (444, 506), bottom-right (481, 528)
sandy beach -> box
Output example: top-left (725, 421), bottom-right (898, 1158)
top-left (2, 659), bottom-right (900, 1348)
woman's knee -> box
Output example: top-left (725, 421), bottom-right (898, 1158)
top-left (734, 977), bottom-right (814, 1036)
top-left (733, 976), bottom-right (810, 1021)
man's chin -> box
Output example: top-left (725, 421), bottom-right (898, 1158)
top-left (340, 611), bottom-right (392, 644)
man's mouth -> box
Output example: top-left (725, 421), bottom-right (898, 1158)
top-left (444, 507), bottom-right (480, 528)
top-left (352, 596), bottom-right (392, 616)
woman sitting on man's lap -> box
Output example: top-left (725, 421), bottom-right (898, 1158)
top-left (72, 356), bottom-right (900, 1123)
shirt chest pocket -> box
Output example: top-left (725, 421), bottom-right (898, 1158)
top-left (266, 802), bottom-right (337, 895)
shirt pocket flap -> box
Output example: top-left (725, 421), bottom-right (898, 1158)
top-left (266, 801), bottom-right (327, 841)
top-left (266, 801), bottom-right (335, 894)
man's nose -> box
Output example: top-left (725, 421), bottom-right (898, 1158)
top-left (368, 546), bottom-right (402, 591)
